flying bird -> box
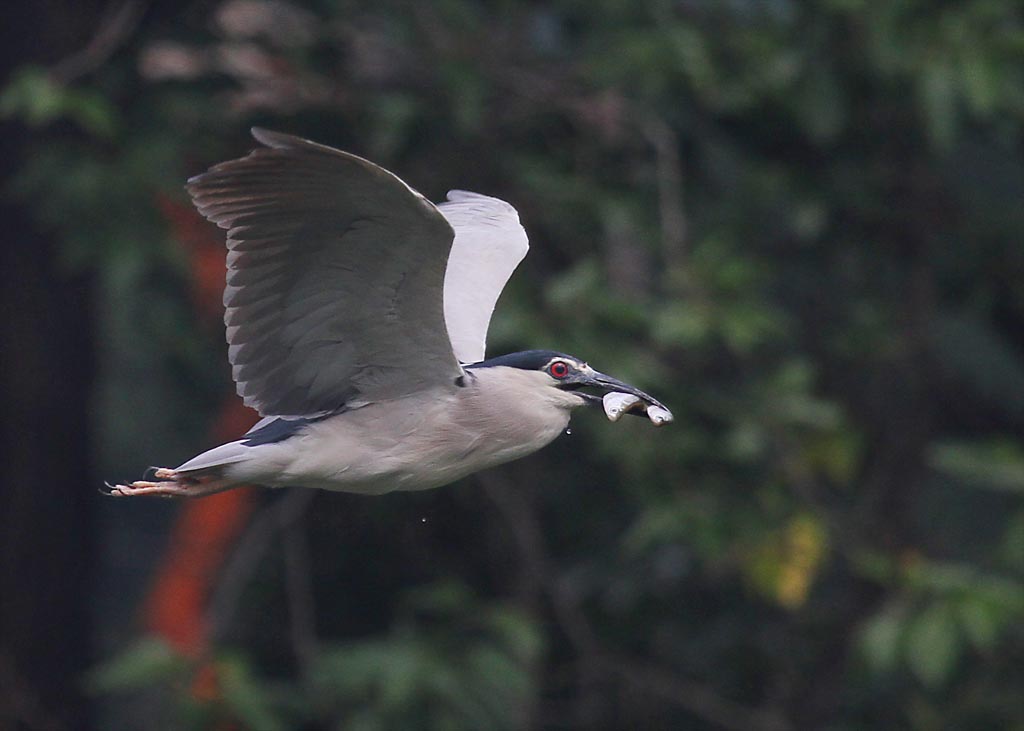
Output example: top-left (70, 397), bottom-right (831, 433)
top-left (106, 129), bottom-right (670, 499)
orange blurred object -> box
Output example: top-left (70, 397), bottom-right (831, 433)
top-left (142, 397), bottom-right (260, 656)
top-left (143, 192), bottom-right (262, 696)
top-left (156, 192), bottom-right (227, 321)
top-left (142, 485), bottom-right (255, 653)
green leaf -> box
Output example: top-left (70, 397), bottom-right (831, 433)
top-left (485, 608), bottom-right (544, 662)
top-left (0, 66), bottom-right (116, 136)
top-left (1000, 511), bottom-right (1024, 568)
top-left (905, 603), bottom-right (961, 689)
top-left (860, 603), bottom-right (907, 676)
top-left (546, 258), bottom-right (602, 307)
top-left (919, 62), bottom-right (958, 151)
top-left (929, 439), bottom-right (1024, 493)
top-left (217, 655), bottom-right (287, 731)
top-left (651, 302), bottom-right (711, 347)
top-left (956, 597), bottom-right (1000, 652)
top-left (83, 637), bottom-right (188, 693)
top-left (960, 50), bottom-right (998, 115)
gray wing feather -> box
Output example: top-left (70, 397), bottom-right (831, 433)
top-left (187, 128), bottom-right (462, 417)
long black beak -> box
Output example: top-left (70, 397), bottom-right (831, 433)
top-left (577, 369), bottom-right (670, 412)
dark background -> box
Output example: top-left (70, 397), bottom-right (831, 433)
top-left (2, 1), bottom-right (1023, 730)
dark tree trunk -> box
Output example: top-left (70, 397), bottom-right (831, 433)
top-left (0, 4), bottom-right (99, 729)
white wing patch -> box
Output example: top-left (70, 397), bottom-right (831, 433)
top-left (439, 191), bottom-right (529, 364)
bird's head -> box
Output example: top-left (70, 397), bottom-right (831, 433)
top-left (466, 350), bottom-right (668, 414)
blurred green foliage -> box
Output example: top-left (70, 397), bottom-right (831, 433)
top-left (88, 582), bottom-right (540, 731)
top-left (6, 0), bottom-right (1024, 728)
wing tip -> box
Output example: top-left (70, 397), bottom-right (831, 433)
top-left (251, 126), bottom-right (296, 149)
top-left (250, 127), bottom-right (347, 158)
top-left (183, 128), bottom-right (309, 193)
top-left (444, 190), bottom-right (521, 219)
top-left (446, 189), bottom-right (501, 203)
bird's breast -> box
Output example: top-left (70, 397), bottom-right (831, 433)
top-left (260, 377), bottom-right (574, 494)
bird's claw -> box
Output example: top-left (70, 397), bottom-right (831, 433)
top-left (101, 471), bottom-right (187, 498)
top-left (101, 470), bottom-right (236, 499)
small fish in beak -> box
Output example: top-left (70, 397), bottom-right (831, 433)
top-left (646, 403), bottom-right (673, 426)
top-left (603, 392), bottom-right (642, 421)
top-left (602, 392), bottom-right (674, 426)
top-left (582, 368), bottom-right (673, 426)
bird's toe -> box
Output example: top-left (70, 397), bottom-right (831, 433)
top-left (100, 479), bottom-right (181, 498)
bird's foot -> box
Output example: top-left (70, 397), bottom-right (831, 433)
top-left (102, 470), bottom-right (234, 499)
top-left (102, 477), bottom-right (192, 498)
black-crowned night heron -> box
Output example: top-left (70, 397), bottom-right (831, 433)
top-left (106, 129), bottom-right (671, 499)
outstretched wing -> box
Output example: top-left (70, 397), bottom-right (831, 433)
top-left (186, 128), bottom-right (463, 418)
top-left (439, 191), bottom-right (529, 364)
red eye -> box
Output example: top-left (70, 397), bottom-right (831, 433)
top-left (550, 361), bottom-right (570, 378)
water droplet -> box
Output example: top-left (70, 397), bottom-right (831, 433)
top-left (565, 428), bottom-right (572, 436)
top-left (420, 517), bottom-right (427, 523)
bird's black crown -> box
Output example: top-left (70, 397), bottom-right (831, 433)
top-left (467, 350), bottom-right (577, 371)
